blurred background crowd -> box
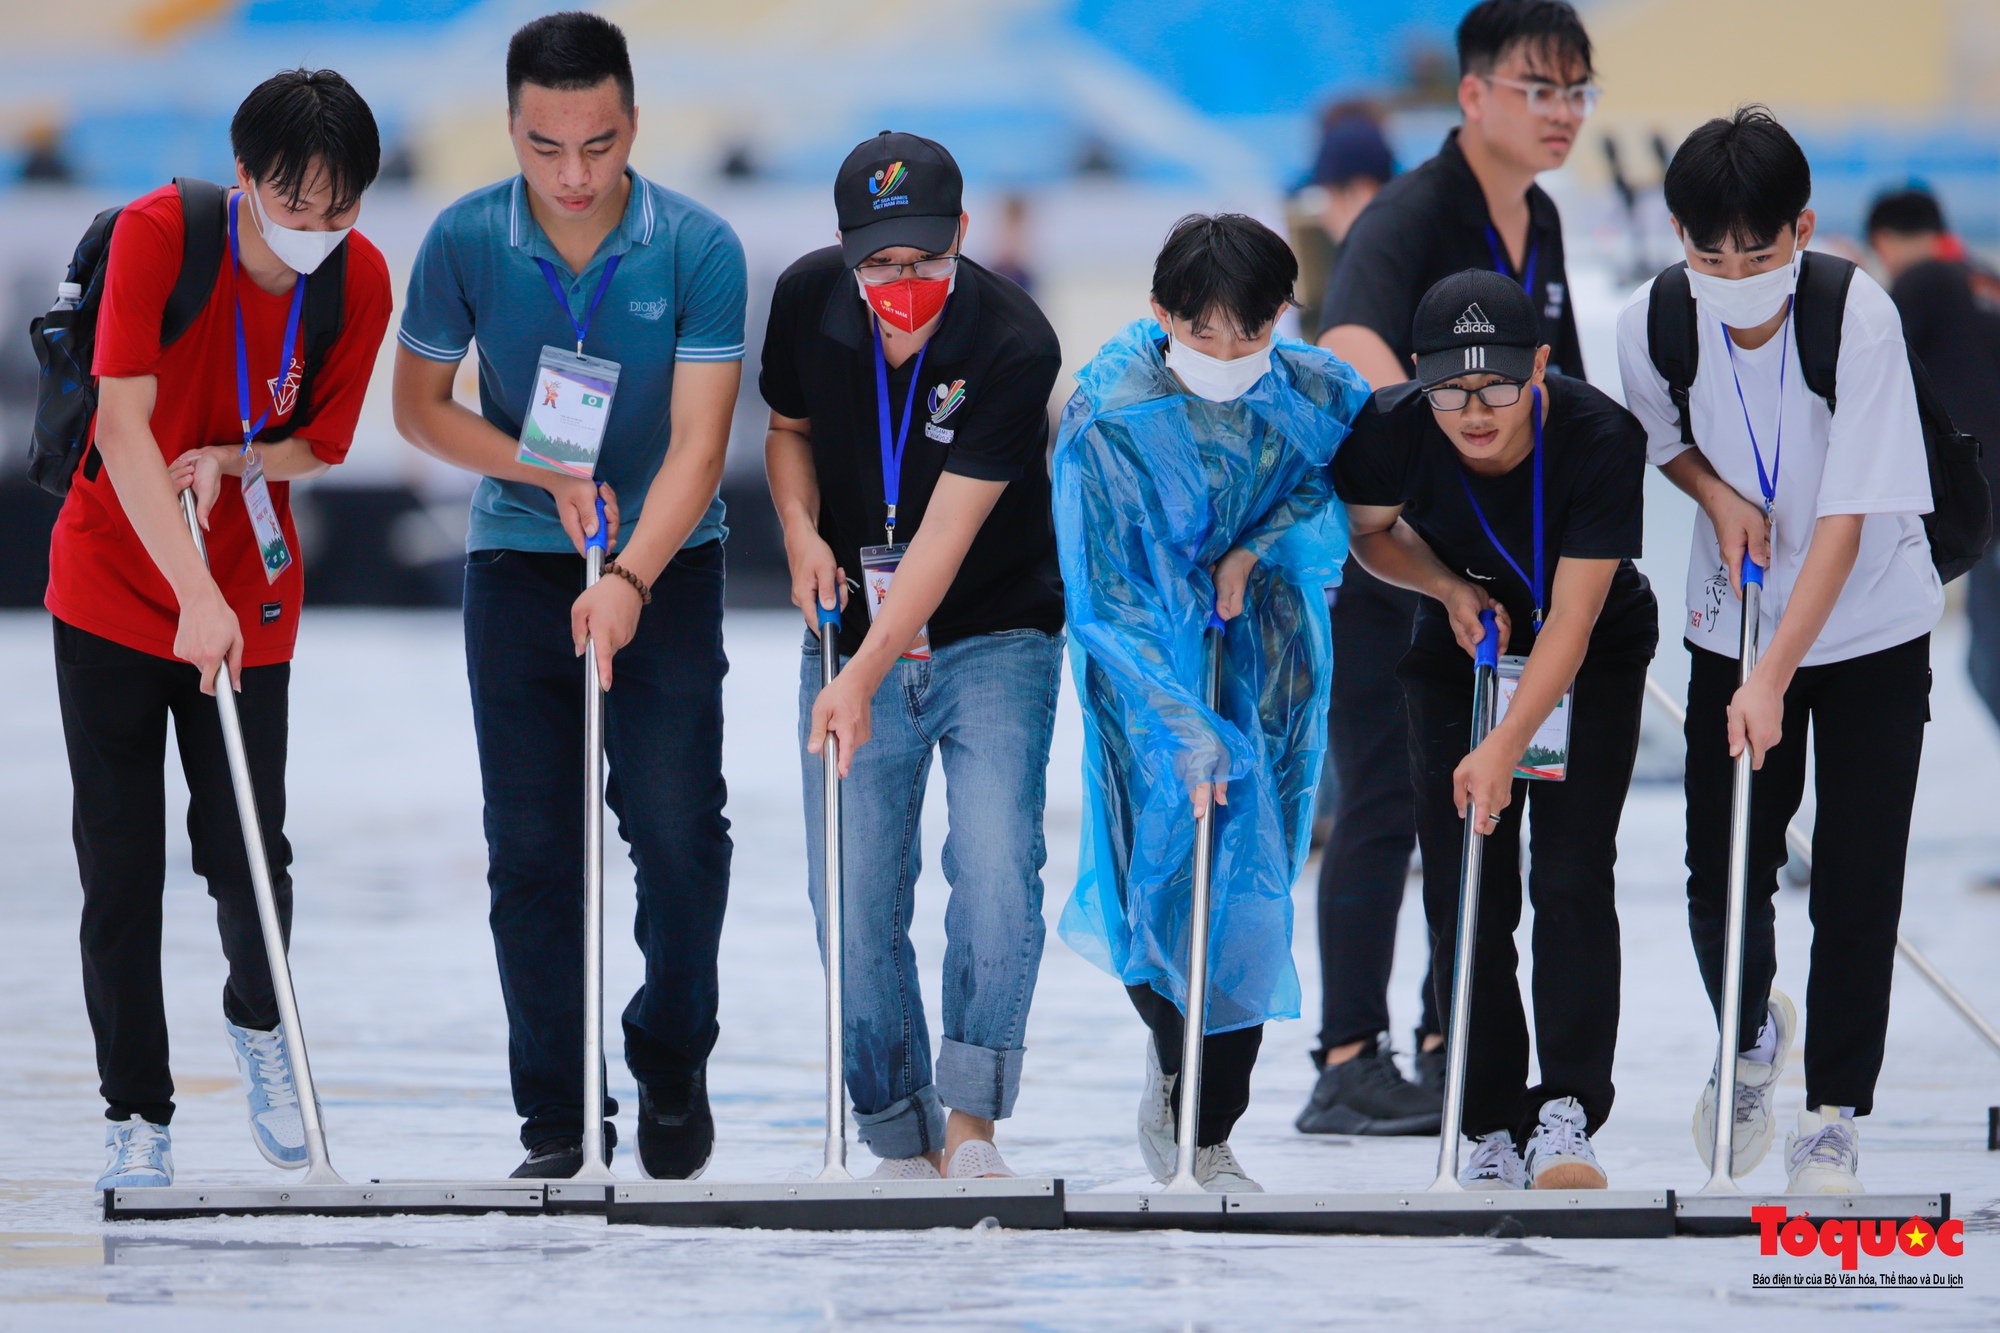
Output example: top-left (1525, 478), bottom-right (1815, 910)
top-left (2, 0), bottom-right (1998, 610)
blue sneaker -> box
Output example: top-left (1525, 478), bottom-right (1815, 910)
top-left (226, 1021), bottom-right (309, 1168)
top-left (97, 1116), bottom-right (173, 1191)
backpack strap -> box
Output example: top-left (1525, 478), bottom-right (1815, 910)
top-left (1792, 249), bottom-right (1855, 413)
top-left (1646, 261), bottom-right (1699, 445)
top-left (164, 177), bottom-right (227, 348)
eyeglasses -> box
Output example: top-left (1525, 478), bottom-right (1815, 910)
top-left (1484, 75), bottom-right (1601, 118)
top-left (1424, 381), bottom-right (1525, 411)
top-left (855, 254), bottom-right (960, 285)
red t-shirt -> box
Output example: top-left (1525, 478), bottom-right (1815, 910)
top-left (45, 185), bottom-right (392, 666)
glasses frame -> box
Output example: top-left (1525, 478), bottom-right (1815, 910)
top-left (1483, 74), bottom-right (1601, 118)
top-left (1424, 381), bottom-right (1526, 412)
top-left (854, 253), bottom-right (961, 286)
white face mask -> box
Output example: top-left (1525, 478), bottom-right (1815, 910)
top-left (1685, 245), bottom-right (1801, 329)
top-left (1164, 328), bottom-right (1272, 402)
top-left (244, 183), bottom-right (352, 276)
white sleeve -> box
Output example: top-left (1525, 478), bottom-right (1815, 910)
top-left (1614, 280), bottom-right (1692, 468)
top-left (1817, 274), bottom-right (1932, 518)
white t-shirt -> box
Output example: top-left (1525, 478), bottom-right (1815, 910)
top-left (1616, 269), bottom-right (1941, 667)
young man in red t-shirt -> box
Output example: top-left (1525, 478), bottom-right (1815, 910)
top-left (48, 69), bottom-right (393, 1192)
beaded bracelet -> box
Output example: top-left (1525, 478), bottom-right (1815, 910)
top-left (602, 560), bottom-right (652, 606)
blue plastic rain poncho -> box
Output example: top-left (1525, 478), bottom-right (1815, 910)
top-left (1053, 320), bottom-right (1371, 1033)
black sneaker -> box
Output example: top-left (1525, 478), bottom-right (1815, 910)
top-left (510, 1125), bottom-right (615, 1179)
top-left (637, 1066), bottom-right (713, 1181)
top-left (1413, 1029), bottom-right (1446, 1096)
top-left (1295, 1049), bottom-right (1441, 1136)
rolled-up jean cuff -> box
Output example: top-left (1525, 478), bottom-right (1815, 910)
top-left (853, 1084), bottom-right (945, 1160)
top-left (936, 1038), bottom-right (1026, 1120)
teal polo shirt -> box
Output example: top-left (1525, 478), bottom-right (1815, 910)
top-left (398, 170), bottom-right (747, 553)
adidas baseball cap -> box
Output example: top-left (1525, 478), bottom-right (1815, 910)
top-left (835, 131), bottom-right (963, 267)
top-left (1411, 269), bottom-right (1540, 389)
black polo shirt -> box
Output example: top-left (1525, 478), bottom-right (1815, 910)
top-left (759, 247), bottom-right (1065, 657)
top-left (1333, 373), bottom-right (1655, 665)
top-left (1323, 128), bottom-right (1585, 379)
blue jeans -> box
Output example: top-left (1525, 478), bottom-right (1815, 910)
top-left (799, 628), bottom-right (1063, 1159)
top-left (465, 543), bottom-right (731, 1150)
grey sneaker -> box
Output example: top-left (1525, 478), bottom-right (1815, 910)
top-left (1194, 1142), bottom-right (1262, 1193)
top-left (1695, 989), bottom-right (1796, 1177)
top-left (1784, 1108), bottom-right (1863, 1194)
top-left (1458, 1130), bottom-right (1526, 1190)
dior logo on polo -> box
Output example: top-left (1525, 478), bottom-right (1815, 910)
top-left (628, 297), bottom-right (669, 322)
top-left (1454, 303), bottom-right (1497, 335)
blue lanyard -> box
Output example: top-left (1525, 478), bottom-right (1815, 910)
top-left (871, 320), bottom-right (933, 544)
top-left (1456, 384), bottom-right (1546, 630)
top-left (1483, 224), bottom-right (1539, 299)
top-left (535, 254), bottom-right (622, 355)
top-left (1723, 299), bottom-right (1791, 514)
top-left (229, 193), bottom-right (306, 449)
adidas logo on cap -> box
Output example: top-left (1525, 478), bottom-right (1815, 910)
top-left (1454, 303), bottom-right (1497, 335)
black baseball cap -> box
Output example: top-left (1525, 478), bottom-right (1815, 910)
top-left (836, 131), bottom-right (963, 267)
top-left (1411, 269), bottom-right (1540, 389)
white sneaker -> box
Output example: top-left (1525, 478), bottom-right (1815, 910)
top-left (1194, 1142), bottom-right (1262, 1193)
top-left (226, 1020), bottom-right (309, 1169)
top-left (1785, 1107), bottom-right (1863, 1194)
top-left (1523, 1097), bottom-right (1607, 1190)
top-left (1694, 989), bottom-right (1796, 1177)
top-left (97, 1116), bottom-right (173, 1191)
top-left (944, 1139), bottom-right (1015, 1179)
top-left (1459, 1131), bottom-right (1527, 1190)
top-left (1138, 1036), bottom-right (1177, 1182)
top-left (867, 1154), bottom-right (942, 1181)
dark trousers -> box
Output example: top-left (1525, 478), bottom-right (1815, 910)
top-left (464, 542), bottom-right (732, 1149)
top-left (1968, 553), bottom-right (2000, 728)
top-left (53, 618), bottom-right (291, 1125)
top-left (1127, 985), bottom-right (1262, 1148)
top-left (1316, 563), bottom-right (1437, 1054)
top-left (1684, 635), bottom-right (1929, 1116)
top-left (1405, 653), bottom-right (1647, 1140)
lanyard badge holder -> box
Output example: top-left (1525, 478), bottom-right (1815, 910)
top-left (228, 195), bottom-right (304, 583)
top-left (1458, 384), bottom-right (1567, 781)
top-left (1724, 301), bottom-right (1789, 573)
top-left (859, 320), bottom-right (936, 661)
top-left (518, 256), bottom-right (624, 480)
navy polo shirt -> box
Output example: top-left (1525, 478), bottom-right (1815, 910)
top-left (399, 170), bottom-right (747, 553)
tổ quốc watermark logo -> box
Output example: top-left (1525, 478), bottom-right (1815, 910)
top-left (1750, 1205), bottom-right (1965, 1288)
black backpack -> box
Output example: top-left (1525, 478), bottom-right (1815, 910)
top-left (1647, 251), bottom-right (1993, 583)
top-left (27, 177), bottom-right (348, 498)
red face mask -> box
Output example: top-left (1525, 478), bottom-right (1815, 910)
top-left (861, 275), bottom-right (950, 334)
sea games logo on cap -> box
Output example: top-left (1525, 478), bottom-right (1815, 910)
top-left (1750, 1205), bottom-right (1965, 1288)
top-left (869, 161), bottom-right (910, 211)
top-left (924, 379), bottom-right (965, 443)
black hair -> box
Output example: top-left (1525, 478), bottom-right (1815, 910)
top-left (507, 11), bottom-right (634, 113)
top-left (230, 68), bottom-right (380, 218)
top-left (1663, 106), bottom-right (1812, 252)
top-left (1867, 187), bottom-right (1947, 238)
top-left (1457, 0), bottom-right (1594, 79)
top-left (1151, 214), bottom-right (1298, 336)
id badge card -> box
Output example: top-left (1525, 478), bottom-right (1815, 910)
top-left (860, 543), bottom-right (931, 661)
top-left (1493, 655), bottom-right (1570, 781)
top-left (518, 346), bottom-right (621, 479)
top-left (240, 450), bottom-right (292, 583)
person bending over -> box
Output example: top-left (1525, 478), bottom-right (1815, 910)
top-left (1055, 214), bottom-right (1369, 1191)
top-left (1337, 269), bottom-right (1656, 1190)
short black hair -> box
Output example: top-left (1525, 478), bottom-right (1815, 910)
top-left (1457, 0), bottom-right (1594, 79)
top-left (230, 69), bottom-right (380, 218)
top-left (1664, 106), bottom-right (1812, 252)
top-left (1151, 214), bottom-right (1298, 336)
top-left (1867, 187), bottom-right (1947, 238)
top-left (507, 11), bottom-right (634, 114)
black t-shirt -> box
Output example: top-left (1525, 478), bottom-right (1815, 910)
top-left (1323, 129), bottom-right (1585, 379)
top-left (759, 248), bottom-right (1065, 656)
top-left (1333, 373), bottom-right (1656, 664)
top-left (1890, 258), bottom-right (2000, 494)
